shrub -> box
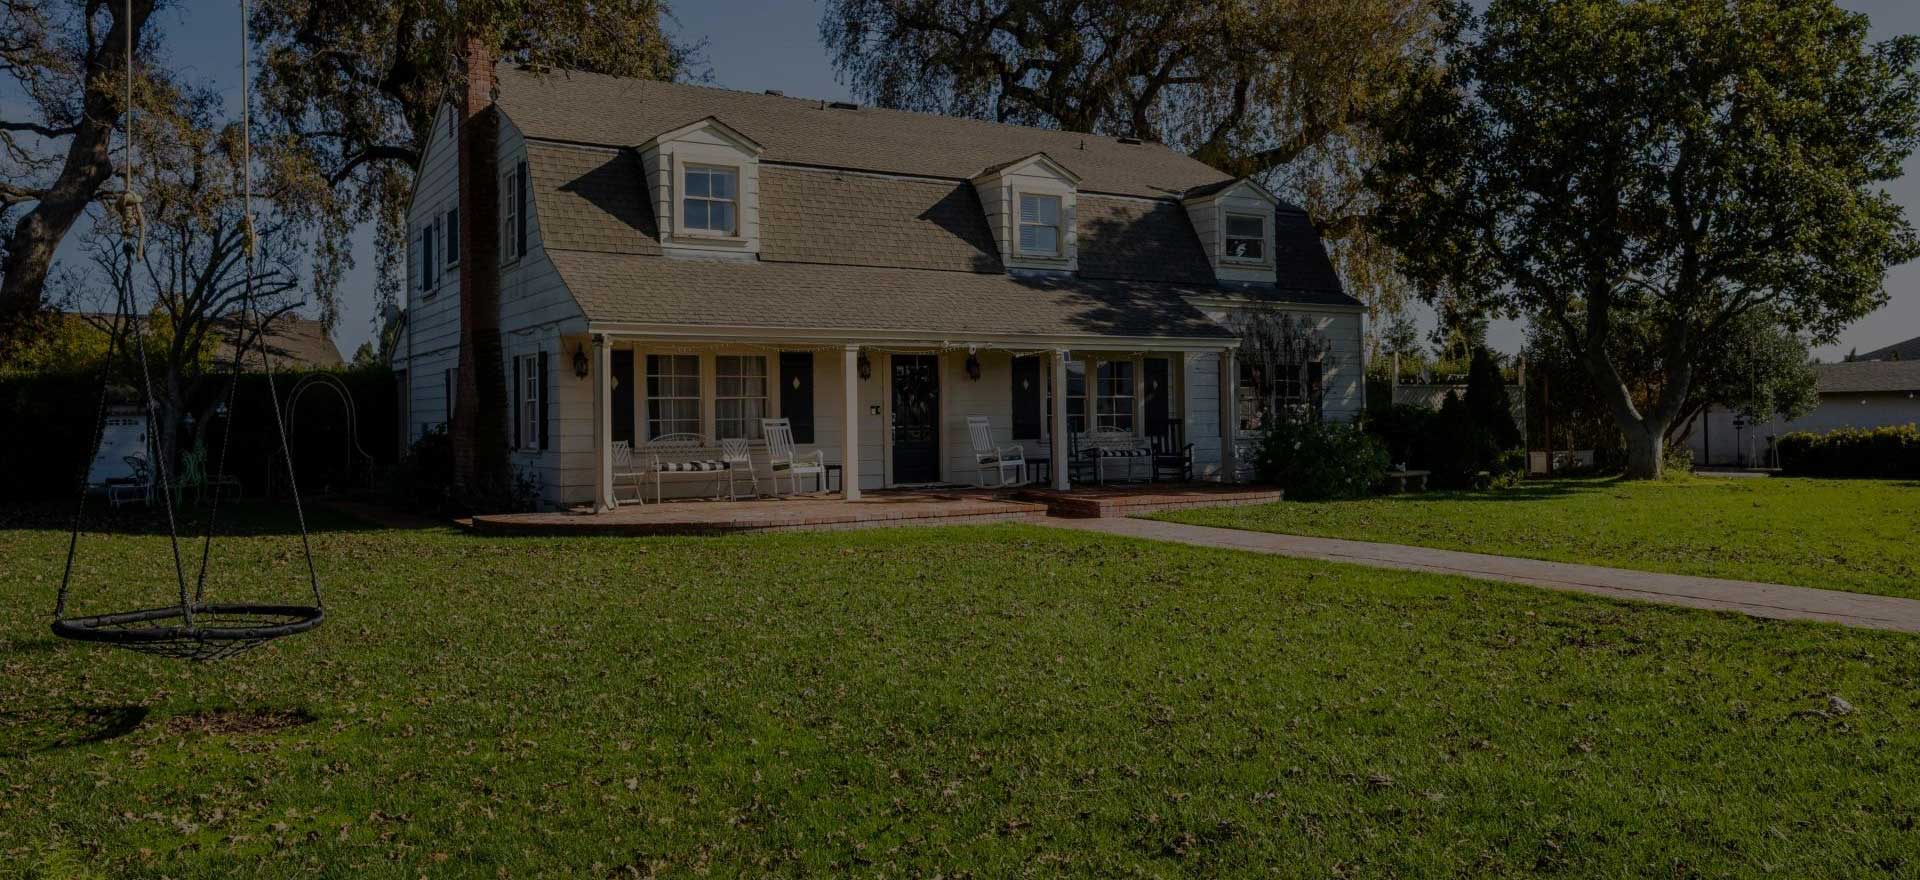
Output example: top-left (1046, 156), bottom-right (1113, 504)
top-left (1428, 391), bottom-right (1483, 488)
top-left (1253, 411), bottom-right (1390, 500)
top-left (1776, 425), bottom-right (1920, 478)
top-left (1363, 403), bottom-right (1439, 470)
top-left (384, 425), bottom-right (455, 514)
top-left (1662, 445), bottom-right (1695, 477)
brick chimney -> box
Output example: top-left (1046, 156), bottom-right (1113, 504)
top-left (450, 35), bottom-right (510, 503)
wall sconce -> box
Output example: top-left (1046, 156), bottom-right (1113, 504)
top-left (572, 343), bottom-right (590, 379)
top-left (857, 352), bottom-right (872, 381)
top-left (964, 350), bottom-right (981, 381)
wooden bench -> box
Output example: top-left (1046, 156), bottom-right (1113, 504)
top-left (1385, 469), bottom-right (1430, 493)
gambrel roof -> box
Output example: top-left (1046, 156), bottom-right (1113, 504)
top-left (499, 67), bottom-right (1357, 340)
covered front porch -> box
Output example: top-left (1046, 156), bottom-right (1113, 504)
top-left (471, 483), bottom-right (1280, 536)
top-left (568, 329), bottom-right (1249, 512)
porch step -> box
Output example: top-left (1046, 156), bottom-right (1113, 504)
top-left (1016, 484), bottom-right (1283, 519)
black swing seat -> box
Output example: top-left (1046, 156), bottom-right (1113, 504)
top-left (52, 603), bottom-right (323, 662)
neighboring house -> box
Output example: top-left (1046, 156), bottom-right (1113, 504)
top-left (1686, 359), bottom-right (1920, 467)
top-left (62, 313), bottom-right (345, 370)
top-left (1853, 334), bottom-right (1918, 364)
top-left (393, 61), bottom-right (1365, 510)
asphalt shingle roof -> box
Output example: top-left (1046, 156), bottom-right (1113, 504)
top-left (496, 67), bottom-right (1226, 199)
top-left (550, 250), bottom-right (1233, 340)
top-left (1816, 360), bottom-right (1920, 394)
top-left (502, 69), bottom-right (1360, 334)
top-left (1855, 335), bottom-right (1920, 363)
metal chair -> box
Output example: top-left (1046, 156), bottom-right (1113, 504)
top-left (720, 437), bottom-right (761, 500)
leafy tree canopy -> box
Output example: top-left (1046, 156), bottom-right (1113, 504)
top-left (1374, 0), bottom-right (1920, 478)
top-left (820, 0), bottom-right (1451, 323)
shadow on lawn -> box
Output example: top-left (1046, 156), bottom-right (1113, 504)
top-left (0, 499), bottom-right (416, 537)
top-left (0, 705), bottom-right (150, 758)
top-left (1338, 477), bottom-right (1623, 506)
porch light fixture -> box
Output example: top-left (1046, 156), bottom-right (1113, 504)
top-left (572, 343), bottom-right (590, 379)
top-left (857, 352), bottom-right (872, 381)
top-left (964, 351), bottom-right (981, 381)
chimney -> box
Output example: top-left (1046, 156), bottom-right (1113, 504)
top-left (450, 35), bottom-right (510, 501)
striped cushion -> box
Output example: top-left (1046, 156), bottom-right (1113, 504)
top-left (656, 460), bottom-right (730, 472)
top-left (1096, 447), bottom-right (1151, 458)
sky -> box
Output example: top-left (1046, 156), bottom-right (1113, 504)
top-left (22, 0), bottom-right (1920, 362)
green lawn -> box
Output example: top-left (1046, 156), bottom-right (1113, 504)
top-left (4, 510), bottom-right (1920, 877)
top-left (1158, 476), bottom-right (1920, 599)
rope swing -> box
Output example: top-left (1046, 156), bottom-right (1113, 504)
top-left (51, 0), bottom-right (324, 662)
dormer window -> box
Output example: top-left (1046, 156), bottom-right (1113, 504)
top-left (1018, 193), bottom-right (1063, 257)
top-left (1225, 214), bottom-right (1266, 263)
top-left (682, 165), bottom-right (739, 236)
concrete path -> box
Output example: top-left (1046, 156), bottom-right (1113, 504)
top-left (1043, 517), bottom-right (1920, 634)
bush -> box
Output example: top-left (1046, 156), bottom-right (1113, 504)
top-left (1776, 425), bottom-right (1920, 478)
top-left (384, 425), bottom-right (456, 514)
top-left (1363, 403), bottom-right (1438, 470)
top-left (1662, 445), bottom-right (1695, 477)
top-left (1253, 411), bottom-right (1389, 500)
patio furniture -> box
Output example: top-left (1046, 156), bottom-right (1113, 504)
top-left (721, 437), bottom-right (761, 500)
top-left (642, 433), bottom-right (733, 504)
top-left (1385, 469), bottom-right (1430, 493)
top-left (174, 447), bottom-right (243, 507)
top-left (611, 441), bottom-right (648, 505)
top-left (1148, 419), bottom-right (1194, 482)
top-left (823, 464), bottom-right (843, 493)
top-left (966, 415), bottom-right (1027, 487)
top-left (1074, 428), bottom-right (1153, 484)
top-left (108, 455), bottom-right (153, 508)
top-left (762, 418), bottom-right (826, 496)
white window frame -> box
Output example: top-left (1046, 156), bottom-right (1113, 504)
top-left (646, 354), bottom-right (703, 439)
top-left (679, 163), bottom-right (740, 237)
top-left (1094, 360), bottom-right (1136, 432)
top-left (502, 169), bottom-right (522, 262)
top-left (1223, 212), bottom-right (1268, 264)
top-left (517, 354), bottom-right (541, 451)
top-left (1017, 192), bottom-right (1063, 258)
top-left (713, 354), bottom-right (769, 441)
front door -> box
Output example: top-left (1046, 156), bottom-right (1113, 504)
top-left (890, 354), bottom-right (941, 484)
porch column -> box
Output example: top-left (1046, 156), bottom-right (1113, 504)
top-left (592, 333), bottom-right (613, 511)
top-left (1219, 346), bottom-right (1238, 483)
top-left (842, 345), bottom-right (862, 500)
top-left (1050, 348), bottom-right (1071, 490)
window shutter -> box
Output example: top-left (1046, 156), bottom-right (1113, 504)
top-left (1011, 357), bottom-right (1041, 440)
top-left (500, 172), bottom-right (512, 260)
top-left (779, 352), bottom-right (815, 444)
top-left (446, 208), bottom-right (460, 264)
top-left (1308, 362), bottom-right (1324, 417)
top-left (538, 351), bottom-right (550, 450)
top-left (512, 356), bottom-right (522, 449)
top-left (423, 221), bottom-right (435, 288)
top-left (1144, 357), bottom-right (1170, 433)
top-left (516, 161), bottom-right (529, 257)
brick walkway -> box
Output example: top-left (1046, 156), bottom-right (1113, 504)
top-left (1044, 517), bottom-right (1920, 634)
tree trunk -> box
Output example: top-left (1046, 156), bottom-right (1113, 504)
top-left (1623, 421), bottom-right (1665, 480)
top-left (0, 0), bottom-right (156, 347)
top-left (451, 36), bottom-right (511, 507)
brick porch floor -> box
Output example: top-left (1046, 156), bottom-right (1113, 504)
top-left (467, 483), bottom-right (1281, 536)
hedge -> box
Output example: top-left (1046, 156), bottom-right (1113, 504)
top-left (1775, 424), bottom-right (1920, 478)
top-left (1, 365), bottom-right (398, 503)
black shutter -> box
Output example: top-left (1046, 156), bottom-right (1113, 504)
top-left (446, 208), bottom-right (460, 264)
top-left (1308, 362), bottom-right (1324, 418)
top-left (1144, 358), bottom-right (1170, 433)
top-left (423, 222), bottom-right (435, 288)
top-left (538, 351), bottom-right (550, 450)
top-left (512, 356), bottom-right (523, 449)
top-left (611, 350), bottom-right (635, 446)
top-left (1011, 357), bottom-right (1042, 440)
top-left (779, 351), bottom-right (815, 444)
top-left (515, 161), bottom-right (529, 256)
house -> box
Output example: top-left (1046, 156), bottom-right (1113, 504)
top-left (392, 58), bottom-right (1365, 510)
top-left (1853, 334), bottom-right (1918, 364)
top-left (60, 313), bottom-right (345, 371)
top-left (1686, 356), bottom-right (1920, 467)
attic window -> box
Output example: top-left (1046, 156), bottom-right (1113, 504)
top-left (1018, 193), bottom-right (1062, 257)
top-left (682, 165), bottom-right (738, 236)
top-left (1225, 213), bottom-right (1266, 262)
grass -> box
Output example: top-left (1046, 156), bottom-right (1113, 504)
top-left (1157, 476), bottom-right (1920, 600)
top-left (3, 508), bottom-right (1919, 877)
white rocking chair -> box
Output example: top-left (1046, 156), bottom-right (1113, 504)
top-left (761, 418), bottom-right (826, 496)
top-left (966, 415), bottom-right (1026, 487)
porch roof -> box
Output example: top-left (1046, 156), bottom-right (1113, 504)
top-left (552, 250), bottom-right (1237, 341)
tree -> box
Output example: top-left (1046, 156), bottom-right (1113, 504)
top-left (1373, 0), bottom-right (1920, 478)
top-left (0, 0), bottom-right (161, 351)
top-left (1463, 346), bottom-right (1519, 452)
top-left (85, 92), bottom-right (304, 476)
top-left (249, 0), bottom-right (694, 328)
top-left (819, 0), bottom-right (1449, 321)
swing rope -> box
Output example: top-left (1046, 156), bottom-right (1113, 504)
top-left (50, 0), bottom-right (325, 660)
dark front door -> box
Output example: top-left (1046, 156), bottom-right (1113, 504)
top-left (890, 354), bottom-right (941, 484)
